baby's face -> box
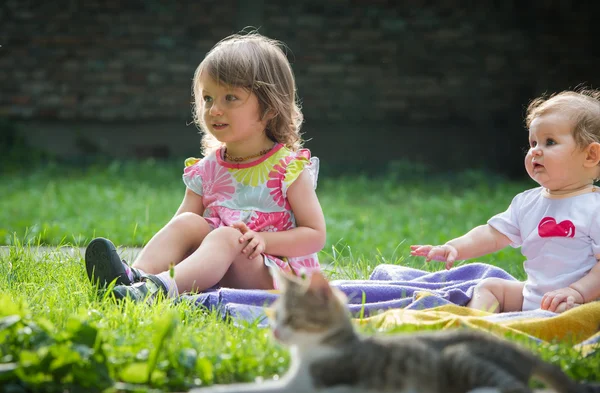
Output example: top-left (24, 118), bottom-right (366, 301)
top-left (525, 113), bottom-right (590, 192)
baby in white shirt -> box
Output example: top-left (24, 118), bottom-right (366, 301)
top-left (411, 89), bottom-right (600, 313)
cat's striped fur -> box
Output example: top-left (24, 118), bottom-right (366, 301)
top-left (194, 270), bottom-right (600, 393)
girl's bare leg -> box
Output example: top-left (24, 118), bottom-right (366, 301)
top-left (172, 226), bottom-right (274, 293)
top-left (218, 252), bottom-right (275, 290)
top-left (132, 212), bottom-right (212, 274)
top-left (467, 278), bottom-right (525, 313)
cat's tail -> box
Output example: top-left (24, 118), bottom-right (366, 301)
top-left (532, 360), bottom-right (600, 393)
top-left (576, 383), bottom-right (600, 393)
top-left (531, 360), bottom-right (578, 393)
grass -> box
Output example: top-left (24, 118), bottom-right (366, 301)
top-left (0, 160), bottom-right (598, 391)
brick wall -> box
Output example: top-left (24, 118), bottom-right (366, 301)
top-left (1, 0), bottom-right (599, 176)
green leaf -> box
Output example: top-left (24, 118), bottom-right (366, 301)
top-left (0, 296), bottom-right (24, 318)
top-left (19, 349), bottom-right (44, 368)
top-left (120, 362), bottom-right (149, 384)
top-left (65, 318), bottom-right (98, 347)
top-left (146, 309), bottom-right (178, 383)
top-left (195, 357), bottom-right (214, 385)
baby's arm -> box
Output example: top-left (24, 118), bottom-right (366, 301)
top-left (236, 170), bottom-right (326, 258)
top-left (568, 260), bottom-right (600, 304)
top-left (540, 262), bottom-right (600, 312)
top-left (411, 224), bottom-right (512, 269)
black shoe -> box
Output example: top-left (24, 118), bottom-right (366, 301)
top-left (84, 237), bottom-right (143, 287)
top-left (112, 275), bottom-right (168, 303)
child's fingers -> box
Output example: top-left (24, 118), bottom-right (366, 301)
top-left (445, 257), bottom-right (455, 270)
top-left (239, 230), bottom-right (256, 244)
top-left (241, 236), bottom-right (253, 252)
top-left (246, 241), bottom-right (265, 259)
top-left (410, 245), bottom-right (427, 250)
top-left (540, 294), bottom-right (548, 310)
top-left (243, 238), bottom-right (259, 256)
top-left (566, 295), bottom-right (575, 309)
top-left (425, 250), bottom-right (433, 262)
top-left (410, 250), bottom-right (429, 257)
top-left (541, 293), bottom-right (552, 310)
top-left (249, 244), bottom-right (263, 259)
top-left (549, 294), bottom-right (567, 312)
top-left (413, 245), bottom-right (429, 256)
top-left (554, 298), bottom-right (574, 314)
top-left (231, 221), bottom-right (249, 234)
top-left (425, 247), bottom-right (446, 262)
top-left (410, 245), bottom-right (432, 256)
top-left (557, 301), bottom-right (581, 313)
top-left (554, 302), bottom-right (567, 313)
top-left (230, 221), bottom-right (242, 229)
top-left (445, 252), bottom-right (456, 269)
top-left (541, 292), bottom-right (557, 310)
top-left (445, 250), bottom-right (457, 269)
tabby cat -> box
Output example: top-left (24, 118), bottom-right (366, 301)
top-left (194, 270), bottom-right (600, 393)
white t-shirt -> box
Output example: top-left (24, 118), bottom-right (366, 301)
top-left (487, 186), bottom-right (600, 311)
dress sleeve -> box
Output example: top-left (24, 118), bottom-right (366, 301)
top-left (182, 157), bottom-right (204, 196)
top-left (281, 149), bottom-right (319, 198)
top-left (487, 193), bottom-right (523, 247)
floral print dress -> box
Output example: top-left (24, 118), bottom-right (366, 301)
top-left (182, 143), bottom-right (320, 278)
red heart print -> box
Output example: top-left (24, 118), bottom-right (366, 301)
top-left (537, 216), bottom-right (575, 238)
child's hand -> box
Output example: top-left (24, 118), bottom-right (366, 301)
top-left (553, 301), bottom-right (581, 314)
top-left (410, 244), bottom-right (458, 270)
top-left (231, 221), bottom-right (266, 260)
top-left (541, 287), bottom-right (584, 313)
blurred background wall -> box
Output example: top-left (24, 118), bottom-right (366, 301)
top-left (1, 0), bottom-right (599, 177)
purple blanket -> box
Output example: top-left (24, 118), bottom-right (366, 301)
top-left (179, 263), bottom-right (516, 326)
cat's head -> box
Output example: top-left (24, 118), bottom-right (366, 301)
top-left (268, 270), bottom-right (351, 348)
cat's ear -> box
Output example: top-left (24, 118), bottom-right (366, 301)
top-left (271, 267), bottom-right (301, 290)
top-left (308, 271), bottom-right (333, 302)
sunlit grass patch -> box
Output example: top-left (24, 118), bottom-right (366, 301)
top-left (1, 161), bottom-right (598, 391)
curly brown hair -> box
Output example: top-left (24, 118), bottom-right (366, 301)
top-left (526, 88), bottom-right (600, 149)
top-left (191, 31), bottom-right (304, 156)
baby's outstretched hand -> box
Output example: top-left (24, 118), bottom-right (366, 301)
top-left (541, 287), bottom-right (583, 313)
top-left (231, 221), bottom-right (266, 260)
top-left (410, 244), bottom-right (458, 270)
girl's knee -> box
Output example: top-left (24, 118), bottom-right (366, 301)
top-left (170, 212), bottom-right (210, 234)
top-left (205, 226), bottom-right (241, 245)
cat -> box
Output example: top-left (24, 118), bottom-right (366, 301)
top-left (192, 269), bottom-right (600, 393)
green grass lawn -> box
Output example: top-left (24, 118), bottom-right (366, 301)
top-left (1, 160), bottom-right (598, 392)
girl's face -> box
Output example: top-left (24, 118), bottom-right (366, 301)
top-left (525, 112), bottom-right (590, 192)
top-left (197, 73), bottom-right (269, 146)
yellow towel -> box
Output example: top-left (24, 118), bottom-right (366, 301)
top-left (358, 299), bottom-right (600, 355)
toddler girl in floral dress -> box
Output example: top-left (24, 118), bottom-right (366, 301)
top-left (84, 32), bottom-right (326, 301)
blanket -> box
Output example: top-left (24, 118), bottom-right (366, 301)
top-left (363, 302), bottom-right (600, 356)
top-left (180, 263), bottom-right (600, 354)
top-left (183, 263), bottom-right (514, 320)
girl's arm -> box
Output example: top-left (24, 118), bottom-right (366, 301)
top-left (174, 187), bottom-right (205, 217)
top-left (253, 170), bottom-right (326, 258)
